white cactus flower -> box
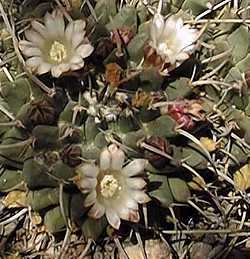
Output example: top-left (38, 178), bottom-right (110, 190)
top-left (75, 144), bottom-right (150, 229)
top-left (149, 13), bottom-right (199, 74)
top-left (19, 9), bottom-right (94, 78)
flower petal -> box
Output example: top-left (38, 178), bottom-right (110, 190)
top-left (73, 20), bottom-right (86, 33)
top-left (53, 9), bottom-right (65, 37)
top-left (24, 30), bottom-right (45, 47)
top-left (128, 209), bottom-right (140, 222)
top-left (163, 15), bottom-right (178, 38)
top-left (122, 159), bottom-right (147, 177)
top-left (70, 61), bottom-right (85, 71)
top-left (44, 9), bottom-right (65, 37)
top-left (37, 62), bottom-right (52, 75)
top-left (77, 177), bottom-right (97, 192)
top-left (51, 63), bottom-right (70, 77)
top-left (117, 191), bottom-right (138, 210)
top-left (106, 208), bottom-right (121, 229)
top-left (126, 196), bottom-right (139, 210)
top-left (176, 18), bottom-right (184, 31)
top-left (166, 49), bottom-right (176, 64)
top-left (116, 206), bottom-right (129, 220)
top-left (19, 41), bottom-right (42, 57)
top-left (76, 44), bottom-right (94, 59)
top-left (126, 178), bottom-right (147, 190)
top-left (108, 144), bottom-right (125, 171)
top-left (84, 190), bottom-right (97, 207)
top-left (150, 13), bottom-right (165, 45)
top-left (178, 28), bottom-right (197, 52)
top-left (44, 12), bottom-right (56, 35)
top-left (175, 52), bottom-right (189, 61)
top-left (65, 20), bottom-right (86, 46)
top-left (100, 147), bottom-right (111, 170)
top-left (65, 22), bottom-right (74, 43)
top-left (19, 40), bottom-right (35, 49)
top-left (152, 14), bottom-right (198, 70)
top-left (131, 190), bottom-right (150, 204)
top-left (77, 164), bottom-right (99, 178)
top-left (70, 55), bottom-right (82, 64)
top-left (72, 33), bottom-right (85, 49)
top-left (69, 55), bottom-right (84, 70)
top-left (88, 202), bottom-right (105, 219)
top-left (26, 56), bottom-right (43, 72)
top-left (31, 20), bottom-right (47, 37)
top-left (115, 197), bottom-right (140, 222)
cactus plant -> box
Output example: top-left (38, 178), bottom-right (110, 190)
top-left (1, 0), bottom-right (250, 257)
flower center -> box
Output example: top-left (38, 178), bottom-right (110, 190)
top-left (100, 174), bottom-right (119, 198)
top-left (49, 41), bottom-right (67, 63)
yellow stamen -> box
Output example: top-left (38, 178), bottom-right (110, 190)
top-left (100, 174), bottom-right (119, 198)
top-left (49, 41), bottom-right (67, 63)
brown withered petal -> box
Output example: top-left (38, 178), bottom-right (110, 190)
top-left (143, 136), bottom-right (172, 169)
top-left (28, 98), bottom-right (57, 127)
top-left (60, 145), bottom-right (82, 167)
top-left (144, 44), bottom-right (164, 68)
top-left (105, 63), bottom-right (122, 87)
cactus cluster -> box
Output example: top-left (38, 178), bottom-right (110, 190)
top-left (1, 0), bottom-right (250, 257)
